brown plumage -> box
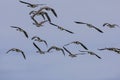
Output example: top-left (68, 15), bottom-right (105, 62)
top-left (32, 36), bottom-right (48, 47)
top-left (74, 21), bottom-right (103, 33)
top-left (47, 46), bottom-right (65, 56)
top-left (79, 50), bottom-right (101, 59)
top-left (6, 48), bottom-right (26, 60)
top-left (64, 41), bottom-right (88, 50)
top-left (50, 22), bottom-right (74, 34)
top-left (63, 47), bottom-right (81, 58)
top-left (10, 26), bottom-right (28, 38)
top-left (19, 0), bottom-right (46, 8)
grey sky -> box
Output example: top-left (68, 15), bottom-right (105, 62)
top-left (0, 0), bottom-right (120, 80)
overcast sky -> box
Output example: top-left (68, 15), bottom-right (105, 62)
top-left (0, 0), bottom-right (120, 80)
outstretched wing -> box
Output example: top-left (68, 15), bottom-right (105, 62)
top-left (42, 40), bottom-right (48, 47)
top-left (10, 26), bottom-right (20, 29)
top-left (63, 47), bottom-right (72, 55)
top-left (20, 51), bottom-right (26, 60)
top-left (80, 43), bottom-right (88, 50)
top-left (33, 42), bottom-right (42, 52)
top-left (44, 12), bottom-right (51, 22)
top-left (74, 21), bottom-right (87, 24)
top-left (6, 49), bottom-right (13, 53)
top-left (51, 9), bottom-right (57, 17)
top-left (64, 28), bottom-right (74, 34)
top-left (22, 30), bottom-right (29, 38)
top-left (19, 0), bottom-right (31, 5)
top-left (93, 26), bottom-right (103, 33)
top-left (94, 53), bottom-right (101, 59)
top-left (103, 23), bottom-right (109, 26)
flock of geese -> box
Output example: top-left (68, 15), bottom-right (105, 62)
top-left (6, 0), bottom-right (120, 60)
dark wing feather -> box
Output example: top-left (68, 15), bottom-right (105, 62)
top-left (64, 29), bottom-right (74, 34)
top-left (63, 47), bottom-right (72, 55)
top-left (33, 42), bottom-right (42, 52)
top-left (19, 0), bottom-right (31, 5)
top-left (43, 40), bottom-right (48, 47)
top-left (80, 43), bottom-right (88, 50)
top-left (10, 26), bottom-right (18, 28)
top-left (94, 53), bottom-right (101, 59)
top-left (47, 47), bottom-right (54, 52)
top-left (51, 9), bottom-right (57, 17)
top-left (103, 23), bottom-right (109, 26)
top-left (74, 21), bottom-right (87, 24)
top-left (6, 49), bottom-right (13, 53)
top-left (93, 26), bottom-right (103, 33)
top-left (49, 22), bottom-right (58, 27)
top-left (22, 30), bottom-right (29, 38)
top-left (44, 12), bottom-right (51, 22)
top-left (20, 51), bottom-right (26, 60)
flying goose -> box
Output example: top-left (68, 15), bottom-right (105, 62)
top-left (103, 23), bottom-right (120, 28)
top-left (64, 41), bottom-right (88, 50)
top-left (63, 47), bottom-right (82, 58)
top-left (47, 46), bottom-right (65, 56)
top-left (74, 21), bottom-right (103, 33)
top-left (6, 48), bottom-right (26, 60)
top-left (98, 47), bottom-right (120, 54)
top-left (32, 36), bottom-right (48, 47)
top-left (19, 0), bottom-right (46, 8)
top-left (10, 26), bottom-right (28, 38)
top-left (50, 22), bottom-right (74, 34)
top-left (79, 50), bottom-right (101, 59)
top-left (33, 42), bottom-right (47, 54)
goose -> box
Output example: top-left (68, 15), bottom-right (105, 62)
top-left (98, 48), bottom-right (120, 54)
top-left (10, 26), bottom-right (28, 38)
top-left (32, 36), bottom-right (48, 47)
top-left (47, 46), bottom-right (65, 56)
top-left (50, 22), bottom-right (74, 34)
top-left (79, 50), bottom-right (101, 59)
top-left (103, 23), bottom-right (120, 28)
top-left (31, 11), bottom-right (51, 22)
top-left (6, 48), bottom-right (26, 60)
top-left (74, 21), bottom-right (103, 33)
top-left (19, 0), bottom-right (46, 8)
top-left (33, 42), bottom-right (47, 54)
top-left (64, 41), bottom-right (88, 50)
top-left (63, 47), bottom-right (82, 58)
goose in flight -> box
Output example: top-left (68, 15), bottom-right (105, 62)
top-left (33, 42), bottom-right (47, 54)
top-left (74, 21), bottom-right (103, 33)
top-left (10, 26), bottom-right (28, 38)
top-left (6, 48), bottom-right (26, 60)
top-left (19, 0), bottom-right (46, 8)
top-left (98, 47), bottom-right (120, 54)
top-left (63, 47), bottom-right (82, 58)
top-left (103, 23), bottom-right (120, 28)
top-left (64, 41), bottom-right (88, 50)
top-left (47, 46), bottom-right (65, 56)
top-left (79, 50), bottom-right (101, 59)
top-left (50, 22), bottom-right (74, 34)
top-left (32, 36), bottom-right (48, 47)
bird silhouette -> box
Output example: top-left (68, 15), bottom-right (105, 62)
top-left (79, 50), bottom-right (101, 59)
top-left (50, 22), bottom-right (74, 34)
top-left (98, 47), bottom-right (120, 54)
top-left (33, 42), bottom-right (47, 54)
top-left (47, 46), bottom-right (65, 56)
top-left (74, 21), bottom-right (103, 33)
top-left (6, 48), bottom-right (26, 60)
top-left (32, 36), bottom-right (48, 47)
top-left (64, 41), bottom-right (88, 50)
top-left (10, 26), bottom-right (28, 38)
top-left (103, 23), bottom-right (120, 28)
top-left (19, 0), bottom-right (46, 8)
top-left (63, 47), bottom-right (82, 58)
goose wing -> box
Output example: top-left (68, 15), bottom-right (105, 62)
top-left (51, 9), bottom-right (57, 17)
top-left (74, 21), bottom-right (87, 24)
top-left (22, 30), bottom-right (29, 38)
top-left (92, 26), bottom-right (103, 33)
top-left (79, 43), bottom-right (88, 50)
top-left (19, 0), bottom-right (32, 5)
top-left (20, 51), bottom-right (26, 60)
top-left (33, 42), bottom-right (42, 52)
